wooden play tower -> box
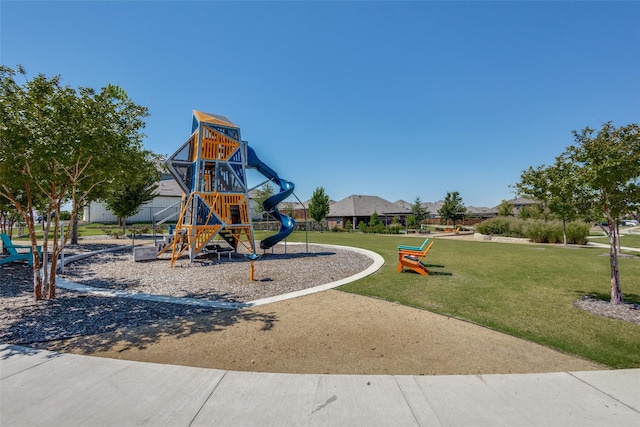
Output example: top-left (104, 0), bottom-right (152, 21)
top-left (162, 111), bottom-right (256, 266)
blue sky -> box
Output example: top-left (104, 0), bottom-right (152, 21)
top-left (2, 1), bottom-right (639, 208)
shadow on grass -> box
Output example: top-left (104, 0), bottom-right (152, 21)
top-left (576, 290), bottom-right (640, 305)
top-left (399, 263), bottom-right (453, 276)
top-left (422, 263), bottom-right (445, 268)
top-left (428, 271), bottom-right (453, 276)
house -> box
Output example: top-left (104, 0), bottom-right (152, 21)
top-left (83, 167), bottom-right (184, 224)
top-left (85, 175), bottom-right (267, 225)
top-left (465, 205), bottom-right (498, 221)
top-left (395, 199), bottom-right (496, 225)
top-left (506, 197), bottom-right (540, 215)
top-left (326, 195), bottom-right (410, 230)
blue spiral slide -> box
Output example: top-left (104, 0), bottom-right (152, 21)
top-left (246, 146), bottom-right (296, 249)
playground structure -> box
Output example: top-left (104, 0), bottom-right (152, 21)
top-left (157, 111), bottom-right (296, 266)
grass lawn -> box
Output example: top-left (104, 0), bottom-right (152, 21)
top-left (13, 227), bottom-right (638, 368)
top-left (282, 231), bottom-right (640, 369)
top-left (589, 233), bottom-right (640, 249)
top-left (14, 222), bottom-right (169, 241)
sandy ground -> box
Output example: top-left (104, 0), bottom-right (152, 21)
top-left (11, 233), bottom-right (607, 375)
top-left (56, 289), bottom-right (605, 375)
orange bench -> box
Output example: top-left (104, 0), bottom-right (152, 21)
top-left (397, 241), bottom-right (434, 276)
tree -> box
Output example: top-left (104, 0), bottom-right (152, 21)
top-left (102, 151), bottom-right (160, 233)
top-left (406, 215), bottom-right (418, 229)
top-left (308, 187), bottom-right (330, 230)
top-left (253, 182), bottom-right (275, 219)
top-left (0, 65), bottom-right (149, 300)
top-left (411, 196), bottom-right (429, 225)
top-left (0, 198), bottom-right (21, 238)
top-left (566, 122), bottom-right (640, 304)
top-left (515, 155), bottom-right (588, 245)
top-left (438, 191), bottom-right (466, 227)
top-left (518, 204), bottom-right (544, 220)
top-left (497, 200), bottom-right (514, 217)
top-left (367, 211), bottom-right (384, 233)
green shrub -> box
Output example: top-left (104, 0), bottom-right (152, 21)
top-left (566, 221), bottom-right (590, 244)
top-left (130, 225), bottom-right (151, 235)
top-left (524, 220), bottom-right (588, 244)
top-left (524, 220), bottom-right (550, 243)
top-left (524, 219), bottom-right (563, 243)
top-left (406, 215), bottom-right (417, 229)
top-left (102, 228), bottom-right (124, 239)
top-left (547, 221), bottom-right (564, 244)
top-left (477, 217), bottom-right (588, 244)
top-left (475, 217), bottom-right (526, 237)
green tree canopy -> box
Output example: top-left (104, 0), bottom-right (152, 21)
top-left (567, 122), bottom-right (640, 304)
top-left (438, 191), bottom-right (466, 226)
top-left (497, 200), bottom-right (514, 217)
top-left (102, 151), bottom-right (160, 231)
top-left (411, 196), bottom-right (429, 224)
top-left (514, 121), bottom-right (639, 304)
top-left (308, 186), bottom-right (330, 228)
top-left (515, 155), bottom-right (588, 245)
top-left (0, 65), bottom-right (149, 300)
top-left (253, 182), bottom-right (275, 218)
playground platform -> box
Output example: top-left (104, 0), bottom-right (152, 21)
top-left (1, 344), bottom-right (638, 426)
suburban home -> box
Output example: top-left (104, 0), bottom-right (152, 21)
top-left (326, 195), bottom-right (410, 230)
top-left (465, 205), bottom-right (498, 222)
top-left (83, 168), bottom-right (184, 224)
top-left (506, 197), bottom-right (540, 215)
top-left (82, 166), bottom-right (522, 227)
top-left (395, 199), bottom-right (443, 220)
top-left (395, 199), bottom-right (496, 225)
top-left (84, 172), bottom-right (271, 225)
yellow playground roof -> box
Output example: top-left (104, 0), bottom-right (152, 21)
top-left (193, 110), bottom-right (238, 128)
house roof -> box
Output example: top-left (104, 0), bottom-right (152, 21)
top-left (394, 200), bottom-right (412, 210)
top-left (423, 201), bottom-right (444, 214)
top-left (328, 195), bottom-right (410, 217)
top-left (466, 206), bottom-right (495, 215)
top-left (155, 177), bottom-right (183, 197)
top-left (506, 197), bottom-right (539, 206)
top-left (397, 199), bottom-right (494, 217)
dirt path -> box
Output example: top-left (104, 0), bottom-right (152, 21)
top-left (66, 290), bottom-right (605, 375)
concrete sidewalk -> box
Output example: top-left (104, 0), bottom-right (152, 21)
top-left (1, 344), bottom-right (638, 427)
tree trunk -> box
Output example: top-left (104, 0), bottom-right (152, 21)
top-left (562, 218), bottom-right (567, 246)
top-left (32, 265), bottom-right (42, 300)
top-left (47, 256), bottom-right (57, 299)
top-left (606, 213), bottom-right (623, 304)
top-left (71, 200), bottom-right (79, 245)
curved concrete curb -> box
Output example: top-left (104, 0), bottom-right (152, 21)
top-left (55, 243), bottom-right (384, 310)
